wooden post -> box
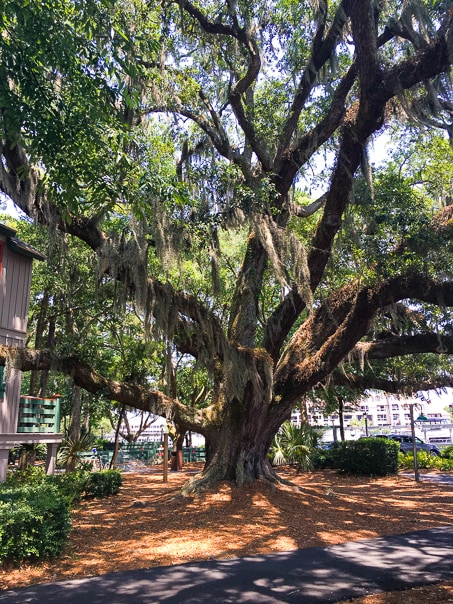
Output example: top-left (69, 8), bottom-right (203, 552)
top-left (163, 432), bottom-right (169, 483)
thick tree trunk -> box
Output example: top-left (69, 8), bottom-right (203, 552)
top-left (181, 398), bottom-right (289, 495)
top-left (67, 383), bottom-right (82, 444)
top-left (179, 346), bottom-right (290, 494)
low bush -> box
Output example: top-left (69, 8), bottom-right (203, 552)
top-left (0, 482), bottom-right (71, 562)
top-left (0, 467), bottom-right (122, 564)
top-left (47, 468), bottom-right (92, 504)
top-left (441, 445), bottom-right (453, 459)
top-left (313, 445), bottom-right (338, 469)
top-left (324, 438), bottom-right (399, 476)
top-left (399, 451), bottom-right (453, 471)
top-left (84, 469), bottom-right (123, 498)
top-left (436, 457), bottom-right (453, 471)
top-left (4, 465), bottom-right (48, 486)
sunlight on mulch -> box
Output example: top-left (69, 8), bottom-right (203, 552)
top-left (1, 464), bottom-right (452, 602)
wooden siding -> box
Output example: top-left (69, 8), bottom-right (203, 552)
top-left (0, 368), bottom-right (21, 433)
top-left (0, 236), bottom-right (32, 336)
top-left (0, 232), bottom-right (33, 433)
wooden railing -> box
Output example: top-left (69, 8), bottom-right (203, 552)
top-left (17, 396), bottom-right (61, 433)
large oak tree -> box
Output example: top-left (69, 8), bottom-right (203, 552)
top-left (1, 0), bottom-right (453, 492)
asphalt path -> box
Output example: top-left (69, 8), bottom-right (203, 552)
top-left (401, 472), bottom-right (453, 484)
top-left (1, 526), bottom-right (452, 603)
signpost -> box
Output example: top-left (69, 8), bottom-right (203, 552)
top-left (409, 406), bottom-right (429, 482)
top-left (409, 404), bottom-right (420, 482)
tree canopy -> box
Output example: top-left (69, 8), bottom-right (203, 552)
top-left (1, 0), bottom-right (453, 492)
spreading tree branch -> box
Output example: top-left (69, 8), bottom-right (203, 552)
top-left (264, 13), bottom-right (453, 359)
top-left (0, 345), bottom-right (216, 432)
top-left (273, 275), bottom-right (453, 407)
top-left (329, 372), bottom-right (453, 394)
top-left (348, 334), bottom-right (453, 361)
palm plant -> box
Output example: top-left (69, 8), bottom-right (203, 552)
top-left (12, 443), bottom-right (47, 470)
top-left (270, 422), bottom-right (323, 471)
top-left (57, 433), bottom-right (96, 473)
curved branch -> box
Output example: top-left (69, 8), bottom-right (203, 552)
top-left (291, 193), bottom-right (327, 218)
top-left (382, 11), bottom-right (453, 98)
top-left (273, 275), bottom-right (453, 407)
top-left (144, 104), bottom-right (233, 161)
top-left (0, 344), bottom-right (175, 413)
top-left (275, 1), bottom-right (348, 160)
top-left (329, 372), bottom-right (453, 394)
top-left (0, 140), bottom-right (106, 249)
top-left (177, 0), bottom-right (241, 39)
top-left (0, 345), bottom-right (214, 432)
top-left (179, 0), bottom-right (271, 171)
top-left (348, 334), bottom-right (453, 361)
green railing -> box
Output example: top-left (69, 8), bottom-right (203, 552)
top-left (0, 366), bottom-right (5, 402)
top-left (102, 442), bottom-right (206, 464)
top-left (182, 447), bottom-right (206, 462)
top-left (17, 396), bottom-right (61, 433)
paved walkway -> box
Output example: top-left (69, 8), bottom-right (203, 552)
top-left (1, 526), bottom-right (452, 603)
top-left (401, 472), bottom-right (453, 484)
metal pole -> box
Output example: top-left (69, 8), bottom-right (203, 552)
top-left (365, 414), bottom-right (369, 437)
top-left (410, 404), bottom-right (419, 482)
top-left (163, 432), bottom-right (169, 483)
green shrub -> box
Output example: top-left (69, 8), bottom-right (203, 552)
top-left (0, 467), bottom-right (122, 563)
top-left (413, 451), bottom-right (438, 469)
top-left (47, 468), bottom-right (91, 504)
top-left (84, 469), bottom-right (122, 498)
top-left (441, 445), bottom-right (453, 459)
top-left (313, 445), bottom-right (339, 469)
top-left (436, 457), bottom-right (453, 471)
top-left (4, 465), bottom-right (47, 486)
top-left (0, 482), bottom-right (71, 562)
top-left (400, 452), bottom-right (453, 471)
top-left (329, 438), bottom-right (399, 476)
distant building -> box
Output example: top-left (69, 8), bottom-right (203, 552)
top-left (290, 390), bottom-right (453, 443)
top-left (107, 412), bottom-right (205, 446)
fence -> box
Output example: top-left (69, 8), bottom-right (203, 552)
top-left (101, 442), bottom-right (206, 464)
top-left (17, 396), bottom-right (61, 433)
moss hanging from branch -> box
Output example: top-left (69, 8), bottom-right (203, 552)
top-left (253, 215), bottom-right (313, 311)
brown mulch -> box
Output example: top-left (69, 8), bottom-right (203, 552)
top-left (1, 464), bottom-right (453, 603)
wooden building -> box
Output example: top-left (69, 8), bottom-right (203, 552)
top-left (0, 222), bottom-right (63, 481)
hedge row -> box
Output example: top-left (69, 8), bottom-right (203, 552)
top-left (316, 438), bottom-right (400, 476)
top-left (316, 439), bottom-right (453, 475)
top-left (0, 467), bottom-right (122, 563)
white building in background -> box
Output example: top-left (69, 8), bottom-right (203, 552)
top-left (105, 413), bottom-right (205, 446)
top-left (291, 390), bottom-right (453, 444)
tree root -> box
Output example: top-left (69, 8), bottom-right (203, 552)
top-left (179, 458), bottom-right (300, 496)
